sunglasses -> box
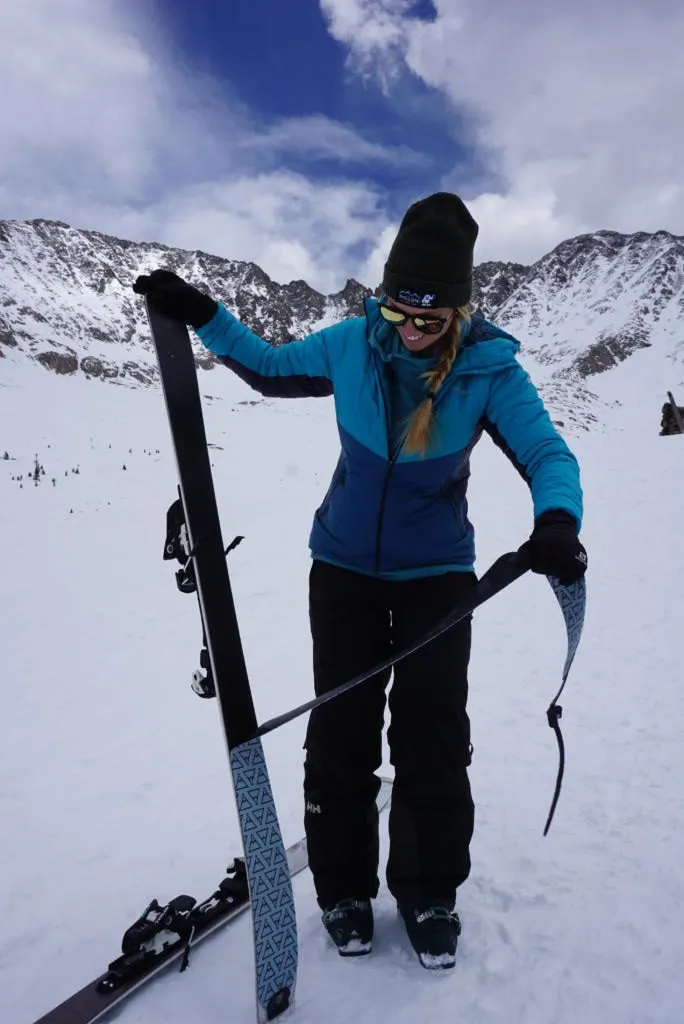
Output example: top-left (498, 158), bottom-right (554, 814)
top-left (379, 302), bottom-right (450, 335)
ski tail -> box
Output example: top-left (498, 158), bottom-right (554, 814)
top-left (543, 576), bottom-right (587, 835)
top-left (30, 783), bottom-right (392, 1024)
top-left (231, 739), bottom-right (297, 1022)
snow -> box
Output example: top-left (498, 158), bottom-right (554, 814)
top-left (2, 353), bottom-right (684, 1024)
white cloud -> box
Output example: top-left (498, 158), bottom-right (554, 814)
top-left (5, 0), bottom-right (680, 297)
top-left (0, 1), bottom-right (205, 197)
top-left (319, 0), bottom-right (423, 89)
top-left (128, 172), bottom-right (389, 294)
top-left (235, 115), bottom-right (428, 169)
top-left (321, 0), bottom-right (684, 264)
top-left (0, 0), bottom-right (403, 291)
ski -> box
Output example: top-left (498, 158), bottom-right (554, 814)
top-left (30, 844), bottom-right (297, 1024)
top-left (31, 781), bottom-right (393, 1024)
top-left (145, 300), bottom-right (292, 1022)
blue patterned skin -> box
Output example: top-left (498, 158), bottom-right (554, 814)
top-left (230, 738), bottom-right (298, 1017)
top-left (542, 575), bottom-right (587, 834)
top-left (548, 577), bottom-right (586, 682)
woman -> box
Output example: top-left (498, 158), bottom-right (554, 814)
top-left (134, 192), bottom-right (587, 969)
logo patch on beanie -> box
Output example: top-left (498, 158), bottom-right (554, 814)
top-left (398, 289), bottom-right (437, 308)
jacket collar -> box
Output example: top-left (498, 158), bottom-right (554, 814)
top-left (362, 297), bottom-right (520, 376)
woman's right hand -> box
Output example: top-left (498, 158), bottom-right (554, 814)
top-left (133, 269), bottom-right (218, 329)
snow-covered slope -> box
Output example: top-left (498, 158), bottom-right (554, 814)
top-left (479, 231), bottom-right (684, 376)
top-left (2, 344), bottom-right (683, 1024)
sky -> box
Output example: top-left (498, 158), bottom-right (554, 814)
top-left (1, 0), bottom-right (682, 293)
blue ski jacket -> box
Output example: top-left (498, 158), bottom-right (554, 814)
top-left (196, 298), bottom-right (583, 579)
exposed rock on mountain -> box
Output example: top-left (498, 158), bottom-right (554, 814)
top-left (1, 218), bottom-right (682, 432)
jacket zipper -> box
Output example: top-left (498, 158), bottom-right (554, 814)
top-left (373, 359), bottom-right (398, 574)
top-left (374, 458), bottom-right (397, 574)
top-left (371, 351), bottom-right (461, 574)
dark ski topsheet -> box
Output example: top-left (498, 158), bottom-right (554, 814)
top-left (148, 303), bottom-right (257, 750)
top-left (145, 302), bottom-right (299, 1020)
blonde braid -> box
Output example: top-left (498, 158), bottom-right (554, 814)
top-left (403, 306), bottom-right (470, 456)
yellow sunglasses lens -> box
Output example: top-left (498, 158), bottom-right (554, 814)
top-left (379, 305), bottom-right (406, 324)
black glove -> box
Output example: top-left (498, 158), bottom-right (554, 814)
top-left (527, 510), bottom-right (587, 585)
top-left (133, 269), bottom-right (218, 329)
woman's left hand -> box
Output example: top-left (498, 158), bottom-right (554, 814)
top-left (527, 510), bottom-right (587, 584)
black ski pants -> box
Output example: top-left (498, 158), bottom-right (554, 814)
top-left (303, 559), bottom-right (476, 912)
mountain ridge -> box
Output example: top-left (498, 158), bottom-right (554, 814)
top-left (1, 217), bottom-right (682, 432)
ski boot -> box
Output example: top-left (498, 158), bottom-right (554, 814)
top-left (322, 898), bottom-right (373, 957)
top-left (398, 904), bottom-right (461, 970)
